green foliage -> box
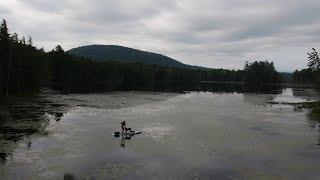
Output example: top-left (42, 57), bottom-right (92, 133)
top-left (294, 48), bottom-right (320, 87)
top-left (296, 102), bottom-right (320, 130)
top-left (48, 49), bottom-right (245, 92)
top-left (0, 19), bottom-right (9, 40)
top-left (0, 19), bottom-right (49, 100)
top-left (0, 19), bottom-right (11, 97)
top-left (292, 68), bottom-right (315, 85)
top-left (243, 60), bottom-right (281, 87)
top-left (308, 48), bottom-right (320, 71)
top-left (0, 19), bottom-right (288, 99)
top-left (307, 48), bottom-right (320, 86)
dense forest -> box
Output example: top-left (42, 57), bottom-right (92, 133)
top-left (0, 19), bottom-right (284, 100)
top-left (243, 61), bottom-right (282, 86)
top-left (68, 45), bottom-right (193, 69)
top-left (292, 68), bottom-right (315, 85)
top-left (292, 48), bottom-right (320, 87)
top-left (0, 19), bottom-right (49, 97)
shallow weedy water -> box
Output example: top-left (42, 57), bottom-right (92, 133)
top-left (0, 88), bottom-right (320, 179)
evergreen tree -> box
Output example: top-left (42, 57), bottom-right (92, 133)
top-left (11, 33), bottom-right (18, 43)
top-left (243, 60), bottom-right (281, 89)
top-left (55, 45), bottom-right (64, 53)
top-left (0, 19), bottom-right (10, 97)
top-left (27, 35), bottom-right (33, 46)
top-left (0, 19), bottom-right (290, 98)
top-left (20, 36), bottom-right (26, 45)
top-left (308, 48), bottom-right (320, 86)
top-left (308, 48), bottom-right (320, 71)
top-left (292, 68), bottom-right (315, 84)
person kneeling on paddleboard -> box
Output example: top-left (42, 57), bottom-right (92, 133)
top-left (125, 127), bottom-right (132, 133)
top-left (121, 121), bottom-right (126, 133)
top-left (121, 121), bottom-right (133, 133)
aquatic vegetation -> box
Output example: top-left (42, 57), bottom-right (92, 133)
top-left (295, 101), bottom-right (320, 145)
top-left (0, 95), bottom-right (69, 162)
top-left (296, 101), bottom-right (320, 126)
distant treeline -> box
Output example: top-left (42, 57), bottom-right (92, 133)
top-left (243, 61), bottom-right (282, 87)
top-left (292, 48), bottom-right (320, 87)
top-left (292, 68), bottom-right (315, 85)
top-left (0, 19), bottom-right (283, 99)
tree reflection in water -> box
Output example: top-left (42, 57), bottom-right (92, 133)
top-left (305, 103), bottom-right (320, 145)
top-left (0, 94), bottom-right (69, 163)
top-left (295, 101), bottom-right (320, 145)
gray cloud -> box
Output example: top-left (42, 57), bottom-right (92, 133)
top-left (1, 0), bottom-right (320, 72)
top-left (0, 5), bottom-right (9, 15)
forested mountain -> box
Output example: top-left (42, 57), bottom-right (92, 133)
top-left (0, 19), bottom-right (287, 101)
top-left (67, 45), bottom-right (193, 69)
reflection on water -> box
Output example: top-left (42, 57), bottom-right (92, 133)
top-left (296, 101), bottom-right (320, 146)
top-left (0, 89), bottom-right (177, 164)
top-left (119, 134), bottom-right (134, 148)
top-left (63, 173), bottom-right (75, 180)
top-left (125, 81), bottom-right (283, 94)
top-left (273, 88), bottom-right (309, 103)
top-left (0, 92), bottom-right (69, 164)
top-left (0, 86), bottom-right (320, 179)
top-left (113, 132), bottom-right (140, 149)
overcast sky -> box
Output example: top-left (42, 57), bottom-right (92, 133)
top-left (1, 0), bottom-right (320, 72)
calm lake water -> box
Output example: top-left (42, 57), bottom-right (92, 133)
top-left (0, 87), bottom-right (320, 179)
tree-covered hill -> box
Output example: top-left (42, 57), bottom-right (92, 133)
top-left (67, 45), bottom-right (193, 69)
top-left (0, 19), bottom-right (286, 100)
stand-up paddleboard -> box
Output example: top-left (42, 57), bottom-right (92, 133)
top-left (113, 131), bottom-right (141, 136)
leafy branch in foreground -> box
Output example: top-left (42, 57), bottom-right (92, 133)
top-left (308, 48), bottom-right (320, 72)
top-left (307, 48), bottom-right (320, 86)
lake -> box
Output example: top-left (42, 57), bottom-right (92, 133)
top-left (0, 87), bottom-right (320, 179)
